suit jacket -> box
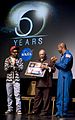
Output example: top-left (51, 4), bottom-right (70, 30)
top-left (36, 58), bottom-right (55, 88)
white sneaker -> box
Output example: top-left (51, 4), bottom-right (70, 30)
top-left (16, 110), bottom-right (22, 115)
top-left (5, 110), bottom-right (13, 114)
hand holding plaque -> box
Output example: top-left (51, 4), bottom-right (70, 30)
top-left (40, 64), bottom-right (48, 70)
top-left (25, 61), bottom-right (48, 77)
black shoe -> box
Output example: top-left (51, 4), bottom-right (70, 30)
top-left (40, 112), bottom-right (49, 116)
top-left (28, 111), bottom-right (37, 115)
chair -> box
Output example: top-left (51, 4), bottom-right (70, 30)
top-left (21, 81), bottom-right (36, 113)
top-left (51, 96), bottom-right (56, 115)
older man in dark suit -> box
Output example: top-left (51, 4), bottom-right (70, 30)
top-left (29, 49), bottom-right (55, 116)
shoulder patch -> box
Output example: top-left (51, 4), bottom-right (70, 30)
top-left (65, 54), bottom-right (71, 58)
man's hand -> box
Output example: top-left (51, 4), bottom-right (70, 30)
top-left (50, 56), bottom-right (58, 62)
top-left (40, 64), bottom-right (48, 69)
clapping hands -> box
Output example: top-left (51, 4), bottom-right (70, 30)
top-left (50, 56), bottom-right (58, 62)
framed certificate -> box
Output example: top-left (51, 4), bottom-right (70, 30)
top-left (25, 61), bottom-right (48, 77)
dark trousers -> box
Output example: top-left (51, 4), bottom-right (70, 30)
top-left (33, 87), bottom-right (50, 113)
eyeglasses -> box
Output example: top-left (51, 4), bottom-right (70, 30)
top-left (12, 51), bottom-right (18, 53)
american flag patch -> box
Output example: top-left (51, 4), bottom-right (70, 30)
top-left (65, 54), bottom-right (71, 58)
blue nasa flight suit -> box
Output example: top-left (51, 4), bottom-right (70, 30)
top-left (55, 50), bottom-right (73, 116)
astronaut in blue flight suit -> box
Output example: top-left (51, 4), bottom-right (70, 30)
top-left (51, 42), bottom-right (73, 117)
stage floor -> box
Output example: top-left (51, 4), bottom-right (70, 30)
top-left (0, 114), bottom-right (75, 120)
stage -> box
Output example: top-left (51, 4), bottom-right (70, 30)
top-left (0, 113), bottom-right (75, 120)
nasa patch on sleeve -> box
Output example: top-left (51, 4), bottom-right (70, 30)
top-left (65, 54), bottom-right (71, 58)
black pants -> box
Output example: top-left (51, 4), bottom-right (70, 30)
top-left (33, 87), bottom-right (51, 113)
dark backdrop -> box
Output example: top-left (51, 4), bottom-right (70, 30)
top-left (0, 0), bottom-right (75, 114)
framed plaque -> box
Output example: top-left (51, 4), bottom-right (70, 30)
top-left (25, 61), bottom-right (48, 77)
